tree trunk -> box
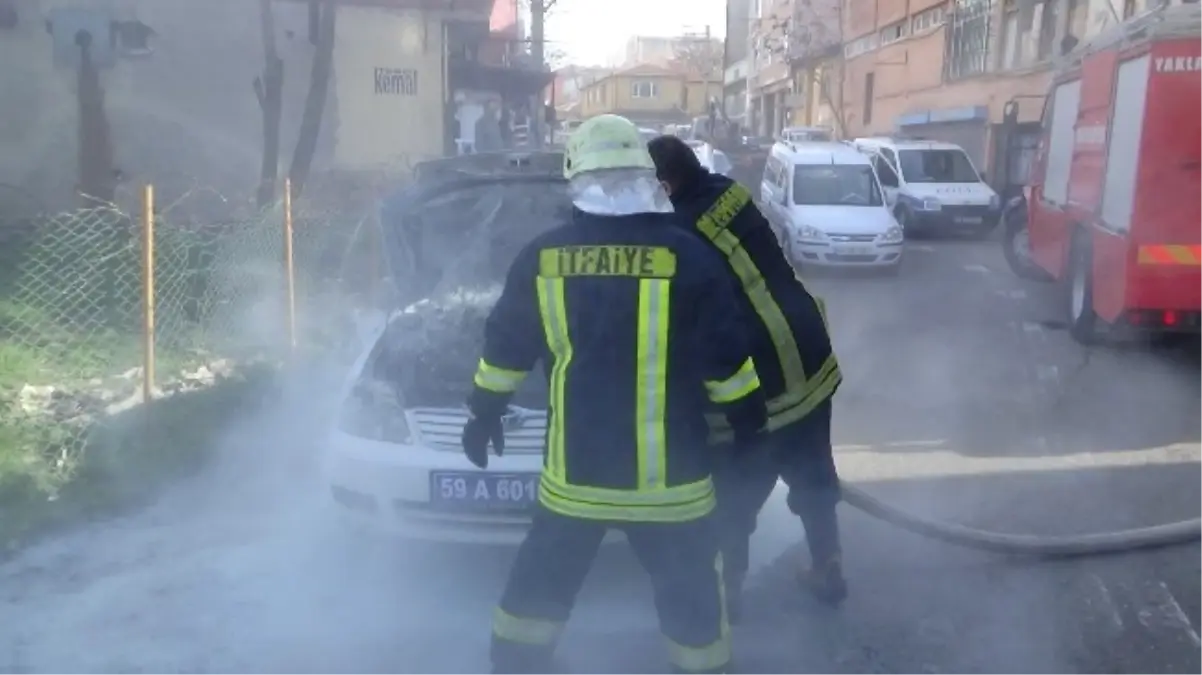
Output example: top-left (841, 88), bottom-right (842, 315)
top-left (287, 0), bottom-right (336, 202)
top-left (77, 35), bottom-right (116, 206)
top-left (529, 0), bottom-right (546, 148)
top-left (255, 0), bottom-right (284, 209)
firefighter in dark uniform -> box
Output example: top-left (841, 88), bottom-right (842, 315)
top-left (646, 134), bottom-right (846, 616)
top-left (462, 114), bottom-right (768, 674)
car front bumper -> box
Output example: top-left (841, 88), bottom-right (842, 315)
top-left (793, 241), bottom-right (904, 267)
top-left (908, 205), bottom-right (1000, 231)
top-left (324, 429), bottom-right (625, 545)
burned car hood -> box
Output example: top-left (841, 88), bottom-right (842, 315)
top-left (358, 152), bottom-right (568, 451)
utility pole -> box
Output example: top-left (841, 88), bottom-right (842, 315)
top-left (745, 7), bottom-right (757, 136)
top-left (702, 24), bottom-right (712, 121)
top-left (530, 0), bottom-right (546, 148)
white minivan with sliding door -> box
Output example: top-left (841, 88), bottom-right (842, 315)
top-left (759, 141), bottom-right (904, 274)
top-left (852, 137), bottom-right (1002, 238)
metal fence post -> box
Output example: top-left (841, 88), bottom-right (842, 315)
top-left (283, 177), bottom-right (298, 354)
top-left (140, 183), bottom-right (156, 402)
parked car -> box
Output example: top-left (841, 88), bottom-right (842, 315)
top-left (325, 151), bottom-right (579, 544)
top-left (760, 140), bottom-right (904, 274)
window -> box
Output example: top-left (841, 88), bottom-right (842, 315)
top-left (763, 156), bottom-right (784, 186)
top-left (631, 80), bottom-right (659, 98)
top-left (1000, 0), bottom-right (1054, 69)
top-left (863, 72), bottom-right (875, 125)
top-left (843, 33), bottom-right (879, 58)
top-left (898, 149), bottom-right (982, 183)
top-left (944, 0), bottom-right (993, 80)
top-left (911, 4), bottom-right (947, 31)
top-left (879, 20), bottom-right (908, 45)
top-left (872, 153), bottom-right (900, 187)
top-left (1036, 0), bottom-right (1059, 60)
top-left (792, 165), bottom-right (884, 206)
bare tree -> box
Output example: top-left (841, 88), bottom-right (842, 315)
top-left (762, 0), bottom-right (847, 136)
top-left (255, 0), bottom-right (338, 206)
top-left (253, 0), bottom-right (284, 209)
top-left (287, 0), bottom-right (336, 201)
top-left (672, 34), bottom-right (723, 77)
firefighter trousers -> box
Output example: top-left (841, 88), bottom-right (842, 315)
top-left (712, 399), bottom-right (841, 585)
top-left (491, 506), bottom-right (731, 674)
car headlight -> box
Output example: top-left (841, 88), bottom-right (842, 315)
top-left (920, 197), bottom-right (942, 211)
top-left (338, 380), bottom-right (413, 444)
top-left (878, 225), bottom-right (904, 243)
top-left (989, 194), bottom-right (1001, 209)
top-left (796, 224), bottom-right (827, 241)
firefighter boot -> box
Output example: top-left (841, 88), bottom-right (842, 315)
top-left (796, 506), bottom-right (847, 607)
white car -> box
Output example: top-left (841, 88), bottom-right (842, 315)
top-left (325, 151), bottom-right (591, 544)
top-left (850, 136), bottom-right (1001, 238)
top-left (760, 141), bottom-right (904, 273)
top-left (685, 140), bottom-right (734, 177)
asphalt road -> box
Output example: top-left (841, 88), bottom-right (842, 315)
top-left (0, 233), bottom-right (1198, 673)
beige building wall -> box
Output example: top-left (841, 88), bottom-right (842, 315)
top-left (331, 6), bottom-right (446, 170)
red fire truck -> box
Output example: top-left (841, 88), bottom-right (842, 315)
top-left (1002, 3), bottom-right (1201, 344)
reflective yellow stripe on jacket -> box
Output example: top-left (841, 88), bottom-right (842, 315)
top-left (695, 184), bottom-right (841, 440)
top-left (472, 358), bottom-right (528, 393)
top-left (705, 357), bottom-right (760, 403)
top-left (534, 274), bottom-right (717, 522)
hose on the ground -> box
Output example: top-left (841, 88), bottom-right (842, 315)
top-left (842, 484), bottom-right (1202, 558)
top-left (390, 166), bottom-right (1202, 561)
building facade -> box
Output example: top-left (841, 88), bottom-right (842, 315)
top-left (577, 64), bottom-right (711, 128)
top-left (544, 65), bottom-right (608, 120)
top-left (723, 0), bottom-right (756, 124)
top-left (753, 0), bottom-right (1180, 193)
top-left (750, 0), bottom-right (796, 135)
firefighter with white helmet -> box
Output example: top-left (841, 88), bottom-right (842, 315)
top-left (463, 113), bottom-right (768, 674)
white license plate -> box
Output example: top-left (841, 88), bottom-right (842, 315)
top-left (836, 246), bottom-right (872, 256)
top-left (429, 471), bottom-right (539, 511)
top-left (955, 216), bottom-right (983, 225)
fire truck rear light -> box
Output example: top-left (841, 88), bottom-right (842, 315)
top-left (1163, 310), bottom-right (1178, 326)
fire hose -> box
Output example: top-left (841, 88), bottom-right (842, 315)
top-left (841, 485), bottom-right (1201, 558)
top-left (386, 164), bottom-right (1202, 560)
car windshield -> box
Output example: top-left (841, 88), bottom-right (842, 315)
top-left (792, 164), bottom-right (883, 206)
top-left (898, 149), bottom-right (980, 183)
top-left (638, 128), bottom-right (659, 144)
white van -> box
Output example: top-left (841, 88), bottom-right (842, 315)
top-left (760, 141), bottom-right (904, 273)
top-left (851, 137), bottom-right (1001, 237)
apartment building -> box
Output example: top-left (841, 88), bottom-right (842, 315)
top-left (723, 0), bottom-right (757, 124)
top-left (750, 0), bottom-right (797, 135)
top-left (577, 64), bottom-right (712, 128)
top-left (834, 0), bottom-right (1176, 186)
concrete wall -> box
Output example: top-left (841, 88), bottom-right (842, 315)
top-left (0, 0), bottom-right (326, 212)
top-left (0, 0), bottom-right (459, 212)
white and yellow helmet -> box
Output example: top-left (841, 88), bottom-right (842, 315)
top-left (563, 114), bottom-right (656, 180)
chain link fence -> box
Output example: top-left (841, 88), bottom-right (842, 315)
top-left (0, 184), bottom-right (388, 505)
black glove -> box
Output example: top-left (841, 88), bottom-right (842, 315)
top-left (462, 413), bottom-right (505, 469)
top-left (732, 428), bottom-right (768, 457)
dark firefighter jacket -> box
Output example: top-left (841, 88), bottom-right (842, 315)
top-left (667, 170), bottom-right (841, 442)
top-left (468, 209), bottom-right (768, 523)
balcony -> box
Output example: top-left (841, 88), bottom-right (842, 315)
top-left (446, 19), bottom-right (551, 98)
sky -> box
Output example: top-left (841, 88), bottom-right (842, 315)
top-left (543, 0), bottom-right (727, 66)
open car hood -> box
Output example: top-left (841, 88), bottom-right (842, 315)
top-left (354, 152), bottom-right (569, 452)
